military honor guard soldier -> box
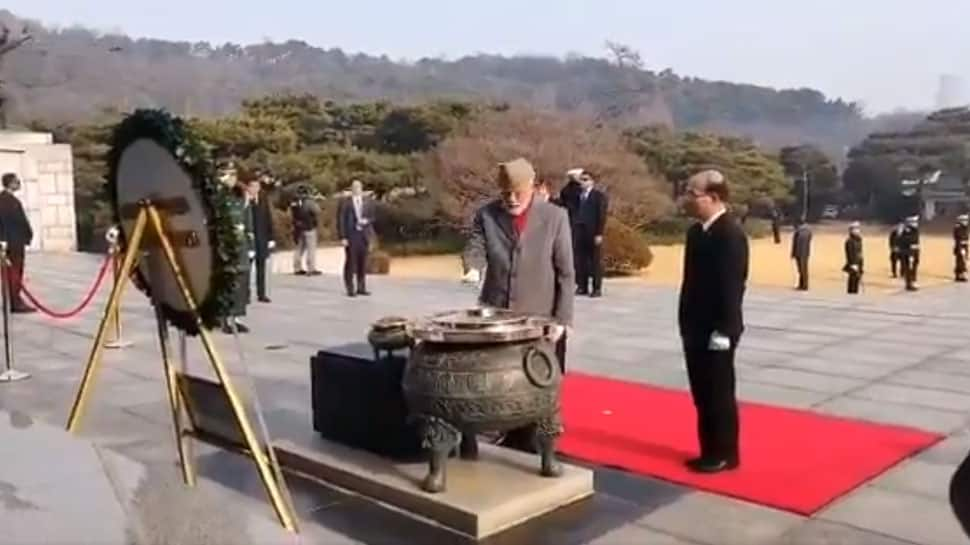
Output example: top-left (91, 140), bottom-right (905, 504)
top-left (888, 221), bottom-right (905, 278)
top-left (790, 219), bottom-right (812, 291)
top-left (677, 169), bottom-right (749, 473)
top-left (953, 214), bottom-right (969, 282)
top-left (843, 222), bottom-right (864, 294)
top-left (900, 215), bottom-right (920, 291)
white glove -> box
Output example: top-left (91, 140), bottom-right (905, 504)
top-left (546, 324), bottom-right (567, 342)
top-left (708, 331), bottom-right (731, 352)
top-left (268, 240), bottom-right (276, 250)
top-left (247, 250), bottom-right (256, 260)
top-left (462, 269), bottom-right (481, 285)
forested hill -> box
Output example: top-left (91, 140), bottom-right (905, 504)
top-left (0, 10), bottom-right (911, 154)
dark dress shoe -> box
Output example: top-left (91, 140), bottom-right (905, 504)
top-left (235, 323), bottom-right (250, 334)
top-left (309, 270), bottom-right (323, 276)
top-left (258, 297), bottom-right (271, 303)
top-left (294, 270), bottom-right (307, 276)
top-left (686, 457), bottom-right (739, 474)
top-left (590, 291), bottom-right (602, 298)
top-left (357, 290), bottom-right (371, 296)
top-left (575, 288), bottom-right (589, 296)
top-left (346, 291), bottom-right (356, 298)
top-left (11, 306), bottom-right (36, 314)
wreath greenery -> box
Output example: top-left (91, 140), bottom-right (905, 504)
top-left (106, 108), bottom-right (242, 335)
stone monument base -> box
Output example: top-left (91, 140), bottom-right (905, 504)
top-left (274, 434), bottom-right (594, 539)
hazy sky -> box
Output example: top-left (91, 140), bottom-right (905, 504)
top-left (6, 0), bottom-right (970, 113)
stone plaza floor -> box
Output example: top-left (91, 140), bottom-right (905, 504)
top-left (1, 251), bottom-right (969, 544)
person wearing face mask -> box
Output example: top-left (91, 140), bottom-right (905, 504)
top-left (843, 222), bottom-right (864, 294)
top-left (573, 170), bottom-right (609, 297)
top-left (678, 169), bottom-right (749, 474)
top-left (0, 173), bottom-right (34, 313)
top-left (337, 179), bottom-right (375, 297)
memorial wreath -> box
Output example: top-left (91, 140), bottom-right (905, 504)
top-left (106, 108), bottom-right (242, 335)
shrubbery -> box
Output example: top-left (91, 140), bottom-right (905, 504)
top-left (602, 217), bottom-right (654, 276)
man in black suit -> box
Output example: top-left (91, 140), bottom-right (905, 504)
top-left (245, 178), bottom-right (276, 303)
top-left (0, 173), bottom-right (34, 313)
top-left (558, 168), bottom-right (583, 226)
top-left (951, 449), bottom-right (970, 539)
top-left (573, 170), bottom-right (609, 297)
top-left (337, 180), bottom-right (375, 297)
top-left (678, 169), bottom-right (749, 474)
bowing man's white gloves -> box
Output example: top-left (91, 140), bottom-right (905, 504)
top-left (461, 268), bottom-right (481, 285)
top-left (708, 331), bottom-right (731, 352)
top-left (546, 324), bottom-right (567, 342)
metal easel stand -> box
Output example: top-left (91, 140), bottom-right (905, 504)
top-left (64, 202), bottom-right (298, 533)
top-left (0, 240), bottom-right (30, 383)
top-left (104, 228), bottom-right (133, 350)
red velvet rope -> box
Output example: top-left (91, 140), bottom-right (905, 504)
top-left (14, 254), bottom-right (113, 319)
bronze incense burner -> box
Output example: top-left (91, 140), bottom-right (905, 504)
top-left (402, 307), bottom-right (564, 493)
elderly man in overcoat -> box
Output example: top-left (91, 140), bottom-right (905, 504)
top-left (462, 157), bottom-right (575, 454)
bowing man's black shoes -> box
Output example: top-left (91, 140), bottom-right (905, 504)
top-left (686, 457), bottom-right (739, 474)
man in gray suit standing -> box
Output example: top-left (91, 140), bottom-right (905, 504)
top-left (462, 158), bottom-right (574, 370)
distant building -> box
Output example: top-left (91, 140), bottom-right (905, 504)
top-left (911, 173), bottom-right (969, 220)
top-left (936, 74), bottom-right (970, 110)
top-left (0, 132), bottom-right (77, 251)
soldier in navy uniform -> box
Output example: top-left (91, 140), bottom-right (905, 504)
top-left (791, 219), bottom-right (812, 291)
top-left (900, 216), bottom-right (920, 291)
top-left (843, 222), bottom-right (864, 294)
top-left (888, 221), bottom-right (905, 278)
top-left (954, 214), bottom-right (969, 282)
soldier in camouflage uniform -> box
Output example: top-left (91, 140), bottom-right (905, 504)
top-left (219, 166), bottom-right (254, 334)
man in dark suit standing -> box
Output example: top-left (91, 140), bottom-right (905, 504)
top-left (558, 169), bottom-right (583, 226)
top-left (791, 219), bottom-right (812, 291)
top-left (245, 178), bottom-right (275, 303)
top-left (337, 180), bottom-right (375, 297)
top-left (678, 169), bottom-right (749, 474)
top-left (0, 173), bottom-right (34, 313)
top-left (573, 170), bottom-right (609, 297)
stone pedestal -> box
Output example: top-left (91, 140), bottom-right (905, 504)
top-left (275, 434), bottom-right (594, 539)
top-left (0, 131), bottom-right (76, 251)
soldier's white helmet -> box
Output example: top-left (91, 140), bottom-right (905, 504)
top-left (959, 214), bottom-right (969, 223)
top-left (906, 215), bottom-right (919, 225)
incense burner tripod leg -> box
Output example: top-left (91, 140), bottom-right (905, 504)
top-left (144, 205), bottom-right (298, 533)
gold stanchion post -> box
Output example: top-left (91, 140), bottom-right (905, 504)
top-left (104, 227), bottom-right (133, 350)
top-left (0, 240), bottom-right (30, 383)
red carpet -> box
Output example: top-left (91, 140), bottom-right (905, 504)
top-left (558, 373), bottom-right (943, 515)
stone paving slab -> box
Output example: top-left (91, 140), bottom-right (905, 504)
top-left (3, 252), bottom-right (970, 544)
top-left (819, 485), bottom-right (966, 545)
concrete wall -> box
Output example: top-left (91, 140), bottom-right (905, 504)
top-left (0, 132), bottom-right (76, 252)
